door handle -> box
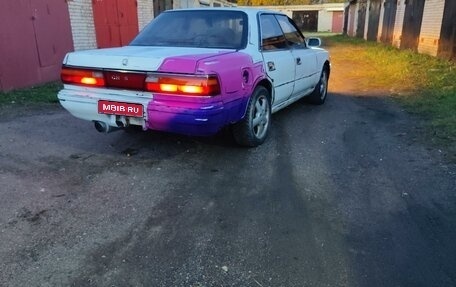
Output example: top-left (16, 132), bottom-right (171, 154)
top-left (296, 57), bottom-right (302, 65)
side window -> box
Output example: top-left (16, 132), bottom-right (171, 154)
top-left (260, 14), bottom-right (288, 51)
top-left (275, 15), bottom-right (306, 48)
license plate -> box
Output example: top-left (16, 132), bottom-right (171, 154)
top-left (98, 100), bottom-right (143, 117)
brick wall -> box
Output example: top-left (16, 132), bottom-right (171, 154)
top-left (67, 0), bottom-right (235, 51)
top-left (392, 0), bottom-right (405, 47)
top-left (174, 0), bottom-right (200, 9)
top-left (418, 0), bottom-right (445, 56)
top-left (137, 0), bottom-right (154, 31)
top-left (67, 0), bottom-right (97, 51)
top-left (69, 0), bottom-right (154, 50)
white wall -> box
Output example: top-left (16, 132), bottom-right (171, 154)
top-left (363, 0), bottom-right (370, 40)
top-left (67, 0), bottom-right (97, 51)
top-left (174, 0), bottom-right (200, 9)
top-left (418, 0), bottom-right (445, 56)
top-left (377, 0), bottom-right (385, 42)
top-left (392, 0), bottom-right (405, 47)
top-left (137, 0), bottom-right (155, 31)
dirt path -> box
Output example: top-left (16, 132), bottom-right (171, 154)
top-left (328, 45), bottom-right (393, 96)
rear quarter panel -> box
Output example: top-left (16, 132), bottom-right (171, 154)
top-left (197, 52), bottom-right (266, 123)
top-left (157, 51), bottom-right (266, 124)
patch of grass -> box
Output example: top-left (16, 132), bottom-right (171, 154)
top-left (304, 32), bottom-right (342, 38)
top-left (325, 35), bottom-right (456, 159)
top-left (400, 86), bottom-right (456, 144)
top-left (323, 34), bottom-right (369, 45)
top-left (0, 81), bottom-right (62, 105)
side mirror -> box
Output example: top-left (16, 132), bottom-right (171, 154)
top-left (307, 37), bottom-right (322, 47)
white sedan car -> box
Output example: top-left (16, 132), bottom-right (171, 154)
top-left (58, 8), bottom-right (330, 146)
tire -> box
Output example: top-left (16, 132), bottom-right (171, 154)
top-left (232, 86), bottom-right (271, 147)
top-left (306, 68), bottom-right (328, 105)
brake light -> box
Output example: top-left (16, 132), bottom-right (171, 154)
top-left (60, 68), bottom-right (220, 96)
top-left (145, 74), bottom-right (220, 96)
top-left (61, 67), bottom-right (105, 87)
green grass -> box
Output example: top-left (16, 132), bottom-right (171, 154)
top-left (325, 35), bottom-right (456, 159)
top-left (304, 32), bottom-right (342, 38)
top-left (0, 81), bottom-right (62, 105)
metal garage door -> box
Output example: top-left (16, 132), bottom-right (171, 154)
top-left (356, 0), bottom-right (367, 38)
top-left (380, 0), bottom-right (397, 44)
top-left (92, 0), bottom-right (139, 48)
top-left (0, 0), bottom-right (73, 91)
top-left (332, 11), bottom-right (344, 34)
top-left (292, 11), bottom-right (318, 32)
top-left (367, 0), bottom-right (382, 41)
top-left (400, 0), bottom-right (425, 51)
top-left (438, 0), bottom-right (456, 60)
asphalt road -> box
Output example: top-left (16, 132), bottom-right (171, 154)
top-left (1, 86), bottom-right (455, 286)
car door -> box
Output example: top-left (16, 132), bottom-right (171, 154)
top-left (275, 15), bottom-right (319, 99)
top-left (259, 14), bottom-right (295, 107)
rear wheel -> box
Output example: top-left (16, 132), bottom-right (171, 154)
top-left (307, 68), bottom-right (328, 105)
top-left (232, 86), bottom-right (271, 147)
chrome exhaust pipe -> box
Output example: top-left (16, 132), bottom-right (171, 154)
top-left (94, 121), bottom-right (119, 133)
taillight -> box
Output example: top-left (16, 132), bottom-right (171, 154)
top-left (61, 67), bottom-right (105, 87)
top-left (60, 67), bottom-right (220, 96)
top-left (145, 73), bottom-right (220, 96)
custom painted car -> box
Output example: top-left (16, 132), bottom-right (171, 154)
top-left (58, 8), bottom-right (330, 146)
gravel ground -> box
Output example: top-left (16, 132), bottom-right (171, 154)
top-left (0, 51), bottom-right (455, 287)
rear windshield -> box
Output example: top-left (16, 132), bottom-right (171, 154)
top-left (130, 10), bottom-right (248, 50)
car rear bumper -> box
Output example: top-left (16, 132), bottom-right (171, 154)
top-left (58, 88), bottom-right (231, 136)
top-left (146, 98), bottom-right (226, 136)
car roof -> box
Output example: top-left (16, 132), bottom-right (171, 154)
top-left (164, 7), bottom-right (286, 18)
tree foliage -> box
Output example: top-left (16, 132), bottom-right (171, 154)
top-left (237, 0), bottom-right (345, 5)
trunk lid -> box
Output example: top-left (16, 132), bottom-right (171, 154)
top-left (63, 46), bottom-right (234, 73)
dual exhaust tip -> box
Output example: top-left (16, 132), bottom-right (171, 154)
top-left (94, 121), bottom-right (118, 133)
top-left (94, 120), bottom-right (144, 133)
